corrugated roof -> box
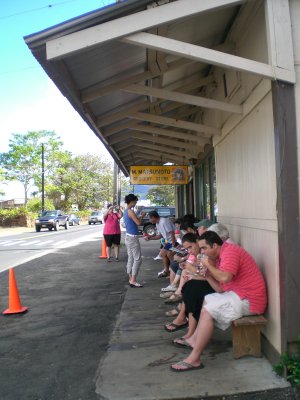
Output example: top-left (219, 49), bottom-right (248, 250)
top-left (25, 0), bottom-right (242, 176)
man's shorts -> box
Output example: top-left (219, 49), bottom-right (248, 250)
top-left (203, 291), bottom-right (252, 330)
top-left (164, 243), bottom-right (173, 251)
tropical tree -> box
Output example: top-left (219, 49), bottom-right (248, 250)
top-left (0, 130), bottom-right (65, 204)
top-left (146, 185), bottom-right (175, 206)
top-left (49, 153), bottom-right (114, 210)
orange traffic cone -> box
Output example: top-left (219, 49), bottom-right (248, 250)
top-left (3, 268), bottom-right (28, 315)
top-left (99, 238), bottom-right (108, 259)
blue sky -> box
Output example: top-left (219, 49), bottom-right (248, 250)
top-left (0, 0), bottom-right (117, 199)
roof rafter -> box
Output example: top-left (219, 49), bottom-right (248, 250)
top-left (122, 32), bottom-right (295, 83)
top-left (46, 0), bottom-right (245, 60)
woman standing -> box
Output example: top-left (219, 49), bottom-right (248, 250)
top-left (123, 194), bottom-right (145, 288)
top-left (103, 204), bottom-right (123, 262)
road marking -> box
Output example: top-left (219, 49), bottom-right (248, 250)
top-left (55, 240), bottom-right (67, 246)
top-left (33, 240), bottom-right (54, 246)
top-left (19, 240), bottom-right (41, 246)
top-left (2, 241), bottom-right (26, 246)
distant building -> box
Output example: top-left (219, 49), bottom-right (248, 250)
top-left (0, 198), bottom-right (25, 209)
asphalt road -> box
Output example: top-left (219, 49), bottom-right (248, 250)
top-left (0, 224), bottom-right (104, 273)
top-left (0, 235), bottom-right (127, 400)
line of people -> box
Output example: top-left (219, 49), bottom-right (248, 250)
top-left (121, 194), bottom-right (267, 372)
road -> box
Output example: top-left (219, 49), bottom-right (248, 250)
top-left (0, 223), bottom-right (104, 273)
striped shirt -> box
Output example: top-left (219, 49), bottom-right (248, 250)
top-left (219, 242), bottom-right (267, 314)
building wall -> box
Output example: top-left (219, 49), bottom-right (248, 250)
top-left (201, 3), bottom-right (284, 353)
top-left (290, 1), bottom-right (300, 208)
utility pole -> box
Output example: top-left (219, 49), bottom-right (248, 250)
top-left (42, 143), bottom-right (45, 212)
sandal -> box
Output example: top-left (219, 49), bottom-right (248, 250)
top-left (164, 321), bottom-right (188, 332)
top-left (170, 361), bottom-right (204, 372)
top-left (160, 292), bottom-right (173, 299)
top-left (165, 309), bottom-right (179, 317)
top-left (173, 337), bottom-right (192, 348)
top-left (164, 293), bottom-right (183, 304)
top-left (157, 270), bottom-right (169, 278)
top-left (129, 282), bottom-right (144, 288)
top-left (161, 284), bottom-right (177, 292)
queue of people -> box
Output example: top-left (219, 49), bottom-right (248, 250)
top-left (102, 194), bottom-right (267, 373)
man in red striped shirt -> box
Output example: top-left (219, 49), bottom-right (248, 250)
top-left (171, 230), bottom-right (267, 372)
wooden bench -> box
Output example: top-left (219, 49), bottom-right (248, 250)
top-left (232, 315), bottom-right (267, 359)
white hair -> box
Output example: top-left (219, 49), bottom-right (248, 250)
top-left (208, 223), bottom-right (230, 241)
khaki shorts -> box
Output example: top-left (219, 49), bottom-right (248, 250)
top-left (204, 291), bottom-right (252, 331)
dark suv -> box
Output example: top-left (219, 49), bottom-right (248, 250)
top-left (35, 210), bottom-right (69, 232)
top-left (136, 206), bottom-right (176, 236)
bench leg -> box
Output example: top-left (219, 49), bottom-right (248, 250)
top-left (232, 325), bottom-right (262, 359)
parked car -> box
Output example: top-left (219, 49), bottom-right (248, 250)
top-left (88, 211), bottom-right (103, 225)
top-left (68, 213), bottom-right (80, 226)
top-left (136, 206), bottom-right (176, 236)
top-left (35, 210), bottom-right (69, 232)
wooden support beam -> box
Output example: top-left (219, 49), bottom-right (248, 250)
top-left (123, 84), bottom-right (242, 114)
top-left (122, 32), bottom-right (295, 83)
top-left (46, 0), bottom-right (245, 60)
top-left (129, 111), bottom-right (220, 136)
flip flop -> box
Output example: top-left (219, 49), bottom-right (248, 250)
top-left (165, 309), bottom-right (179, 317)
top-left (164, 294), bottom-right (183, 304)
top-left (170, 361), bottom-right (204, 372)
top-left (160, 292), bottom-right (173, 299)
top-left (129, 282), bottom-right (144, 288)
top-left (173, 337), bottom-right (192, 349)
top-left (164, 321), bottom-right (188, 332)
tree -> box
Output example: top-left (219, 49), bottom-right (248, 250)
top-left (0, 130), bottom-right (65, 204)
top-left (146, 185), bottom-right (175, 206)
top-left (49, 153), bottom-right (114, 210)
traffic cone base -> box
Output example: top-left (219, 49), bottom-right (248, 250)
top-left (2, 268), bottom-right (28, 315)
top-left (3, 306), bottom-right (28, 315)
top-left (99, 238), bottom-right (108, 259)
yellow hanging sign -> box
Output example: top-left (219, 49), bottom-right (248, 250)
top-left (130, 165), bottom-right (188, 185)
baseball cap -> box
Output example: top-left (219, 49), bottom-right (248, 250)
top-left (194, 219), bottom-right (213, 228)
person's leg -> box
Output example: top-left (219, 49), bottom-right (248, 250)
top-left (171, 307), bottom-right (214, 370)
top-left (165, 302), bottom-right (187, 331)
top-left (113, 234), bottom-right (121, 260)
top-left (125, 236), bottom-right (134, 282)
top-left (158, 248), bottom-right (169, 273)
top-left (104, 235), bottom-right (112, 260)
top-left (129, 237), bottom-right (143, 285)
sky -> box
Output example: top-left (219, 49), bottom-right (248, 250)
top-left (0, 0), bottom-right (117, 199)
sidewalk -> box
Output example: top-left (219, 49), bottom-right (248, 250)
top-left (0, 233), bottom-right (297, 399)
top-left (95, 239), bottom-right (292, 400)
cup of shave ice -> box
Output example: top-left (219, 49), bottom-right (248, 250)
top-left (196, 254), bottom-right (208, 276)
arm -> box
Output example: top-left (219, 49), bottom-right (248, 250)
top-left (170, 230), bottom-right (176, 246)
top-left (128, 209), bottom-right (144, 226)
top-left (201, 257), bottom-right (233, 284)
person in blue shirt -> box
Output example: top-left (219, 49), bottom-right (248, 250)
top-left (123, 194), bottom-right (145, 288)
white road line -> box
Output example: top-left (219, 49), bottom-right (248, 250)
top-left (33, 240), bottom-right (54, 246)
top-left (55, 240), bottom-right (67, 246)
top-left (0, 241), bottom-right (13, 245)
top-left (2, 241), bottom-right (26, 246)
top-left (19, 240), bottom-right (41, 246)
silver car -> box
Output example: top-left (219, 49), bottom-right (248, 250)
top-left (88, 211), bottom-right (103, 225)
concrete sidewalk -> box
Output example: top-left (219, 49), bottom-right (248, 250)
top-left (0, 232), bottom-right (297, 399)
top-left (96, 240), bottom-right (291, 400)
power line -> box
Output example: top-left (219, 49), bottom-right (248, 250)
top-left (0, 0), bottom-right (112, 21)
top-left (0, 65), bottom-right (40, 76)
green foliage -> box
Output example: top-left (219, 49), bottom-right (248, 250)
top-left (273, 336), bottom-right (300, 386)
top-left (0, 206), bottom-right (35, 225)
top-left (146, 185), bottom-right (175, 206)
top-left (0, 130), bottom-right (66, 204)
top-left (26, 198), bottom-right (55, 213)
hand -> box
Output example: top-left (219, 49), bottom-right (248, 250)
top-left (140, 211), bottom-right (146, 217)
top-left (144, 235), bottom-right (150, 241)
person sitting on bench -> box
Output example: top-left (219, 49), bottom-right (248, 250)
top-left (170, 230), bottom-right (267, 372)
